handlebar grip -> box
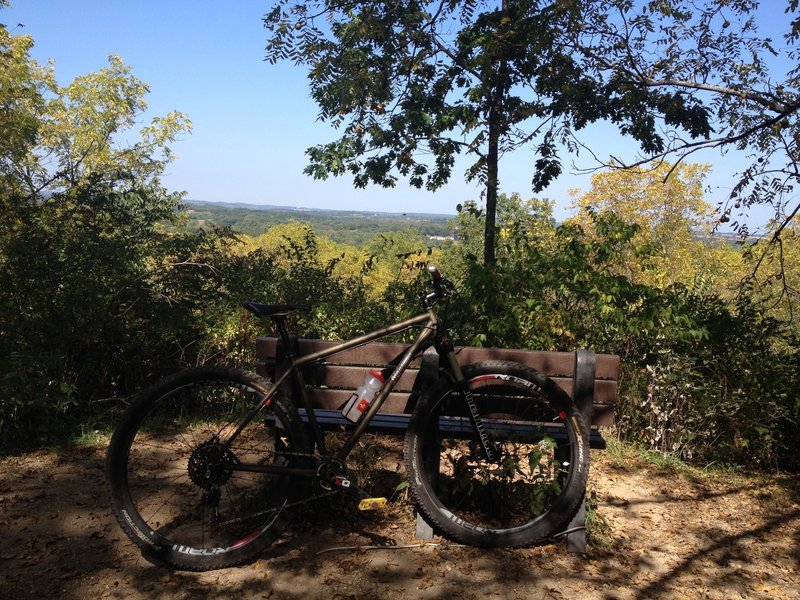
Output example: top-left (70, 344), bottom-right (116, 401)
top-left (427, 263), bottom-right (443, 283)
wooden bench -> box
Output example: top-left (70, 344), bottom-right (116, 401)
top-left (256, 336), bottom-right (620, 552)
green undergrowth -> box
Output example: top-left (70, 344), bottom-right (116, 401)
top-left (600, 435), bottom-right (694, 475)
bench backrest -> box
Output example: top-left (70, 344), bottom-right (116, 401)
top-left (256, 337), bottom-right (619, 427)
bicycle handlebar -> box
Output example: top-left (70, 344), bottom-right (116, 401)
top-left (422, 263), bottom-right (453, 308)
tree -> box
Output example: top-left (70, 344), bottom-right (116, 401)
top-left (741, 218), bottom-right (800, 325)
top-left (447, 192), bottom-right (555, 265)
top-left (0, 20), bottom-right (209, 444)
top-left (266, 1), bottom-right (800, 261)
top-left (0, 18), bottom-right (55, 189)
top-left (568, 162), bottom-right (741, 290)
top-left (3, 53), bottom-right (190, 197)
top-left (263, 1), bottom-right (714, 265)
top-left (572, 0), bottom-right (800, 240)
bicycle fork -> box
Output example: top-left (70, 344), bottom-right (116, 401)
top-left (436, 334), bottom-right (500, 464)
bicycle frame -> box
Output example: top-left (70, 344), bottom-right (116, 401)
top-left (274, 308), bottom-right (440, 460)
top-left (227, 305), bottom-right (459, 480)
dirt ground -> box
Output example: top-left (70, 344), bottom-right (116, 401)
top-left (0, 439), bottom-right (798, 600)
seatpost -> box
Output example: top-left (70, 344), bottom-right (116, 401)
top-left (271, 315), bottom-right (296, 360)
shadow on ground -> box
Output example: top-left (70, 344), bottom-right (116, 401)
top-left (0, 444), bottom-right (798, 600)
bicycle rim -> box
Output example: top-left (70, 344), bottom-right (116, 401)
top-left (406, 361), bottom-right (588, 547)
top-left (107, 368), bottom-right (309, 569)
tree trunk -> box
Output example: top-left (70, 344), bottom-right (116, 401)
top-left (484, 102), bottom-right (499, 266)
top-left (483, 0), bottom-right (509, 267)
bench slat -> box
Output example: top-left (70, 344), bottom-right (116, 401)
top-left (257, 337), bottom-right (620, 380)
top-left (257, 359), bottom-right (618, 425)
top-left (451, 346), bottom-right (620, 380)
top-left (257, 337), bottom-right (428, 368)
top-left (293, 363), bottom-right (421, 393)
top-left (287, 409), bottom-right (606, 449)
top-left (260, 387), bottom-right (616, 427)
top-left (259, 359), bottom-right (618, 400)
top-left (303, 389), bottom-right (414, 414)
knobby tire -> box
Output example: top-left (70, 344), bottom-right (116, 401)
top-left (106, 367), bottom-right (310, 571)
top-left (404, 361), bottom-right (590, 548)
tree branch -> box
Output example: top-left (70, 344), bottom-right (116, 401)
top-left (639, 77), bottom-right (789, 112)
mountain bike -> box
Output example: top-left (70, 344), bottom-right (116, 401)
top-left (106, 264), bottom-right (589, 571)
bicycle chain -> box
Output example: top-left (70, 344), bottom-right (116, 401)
top-left (216, 450), bottom-right (342, 527)
top-left (217, 489), bottom-right (338, 527)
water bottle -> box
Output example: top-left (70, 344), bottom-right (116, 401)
top-left (342, 370), bottom-right (384, 422)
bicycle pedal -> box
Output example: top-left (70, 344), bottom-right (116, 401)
top-left (357, 497), bottom-right (388, 511)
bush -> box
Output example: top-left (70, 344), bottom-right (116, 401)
top-left (439, 199), bottom-right (800, 471)
top-left (617, 290), bottom-right (800, 471)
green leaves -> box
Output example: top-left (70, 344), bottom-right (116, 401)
top-left (0, 25), bottom-right (211, 446)
top-left (0, 27), bottom-right (191, 199)
top-left (579, 0), bottom-right (800, 237)
top-left (263, 2), bottom-right (629, 262)
top-left (268, 0), bottom-right (800, 260)
top-left (441, 190), bottom-right (799, 470)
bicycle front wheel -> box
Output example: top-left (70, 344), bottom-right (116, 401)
top-left (106, 367), bottom-right (310, 571)
top-left (404, 360), bottom-right (589, 547)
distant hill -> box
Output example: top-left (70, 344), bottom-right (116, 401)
top-left (180, 201), bottom-right (456, 246)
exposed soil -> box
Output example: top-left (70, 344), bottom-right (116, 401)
top-left (0, 438), bottom-right (798, 600)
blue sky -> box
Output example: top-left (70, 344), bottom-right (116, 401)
top-left (1, 0), bottom-right (782, 221)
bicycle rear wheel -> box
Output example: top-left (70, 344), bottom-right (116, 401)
top-left (404, 360), bottom-right (589, 547)
top-left (106, 367), bottom-right (310, 571)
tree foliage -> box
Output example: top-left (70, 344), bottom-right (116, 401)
top-left (573, 0), bottom-right (800, 238)
top-left (178, 201), bottom-right (453, 245)
top-left (568, 162), bottom-right (741, 290)
top-left (740, 218), bottom-right (800, 325)
top-left (265, 0), bottom-right (800, 262)
top-left (0, 21), bottom-right (210, 443)
top-left (442, 193), bottom-right (799, 471)
top-left (263, 0), bottom-right (720, 264)
top-left (265, 0), bottom-right (800, 258)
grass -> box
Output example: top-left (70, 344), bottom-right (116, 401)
top-left (601, 435), bottom-right (693, 475)
top-left (70, 425), bottom-right (113, 448)
top-left (584, 488), bottom-right (619, 552)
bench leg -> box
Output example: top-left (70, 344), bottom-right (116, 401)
top-left (565, 498), bottom-right (587, 553)
top-left (415, 512), bottom-right (434, 540)
top-left (565, 349), bottom-right (593, 553)
top-left (413, 414), bottom-right (441, 542)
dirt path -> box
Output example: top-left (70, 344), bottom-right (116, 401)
top-left (0, 442), bottom-right (797, 600)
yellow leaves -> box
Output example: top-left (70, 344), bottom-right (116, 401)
top-left (141, 111), bottom-right (193, 148)
top-left (1, 25), bottom-right (57, 176)
top-left (746, 220), bottom-right (800, 326)
top-left (2, 29), bottom-right (188, 191)
top-left (567, 162), bottom-right (738, 292)
top-left (242, 222), bottom-right (438, 303)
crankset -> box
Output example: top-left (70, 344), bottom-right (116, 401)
top-left (316, 456), bottom-right (353, 491)
top-left (315, 457), bottom-right (388, 510)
